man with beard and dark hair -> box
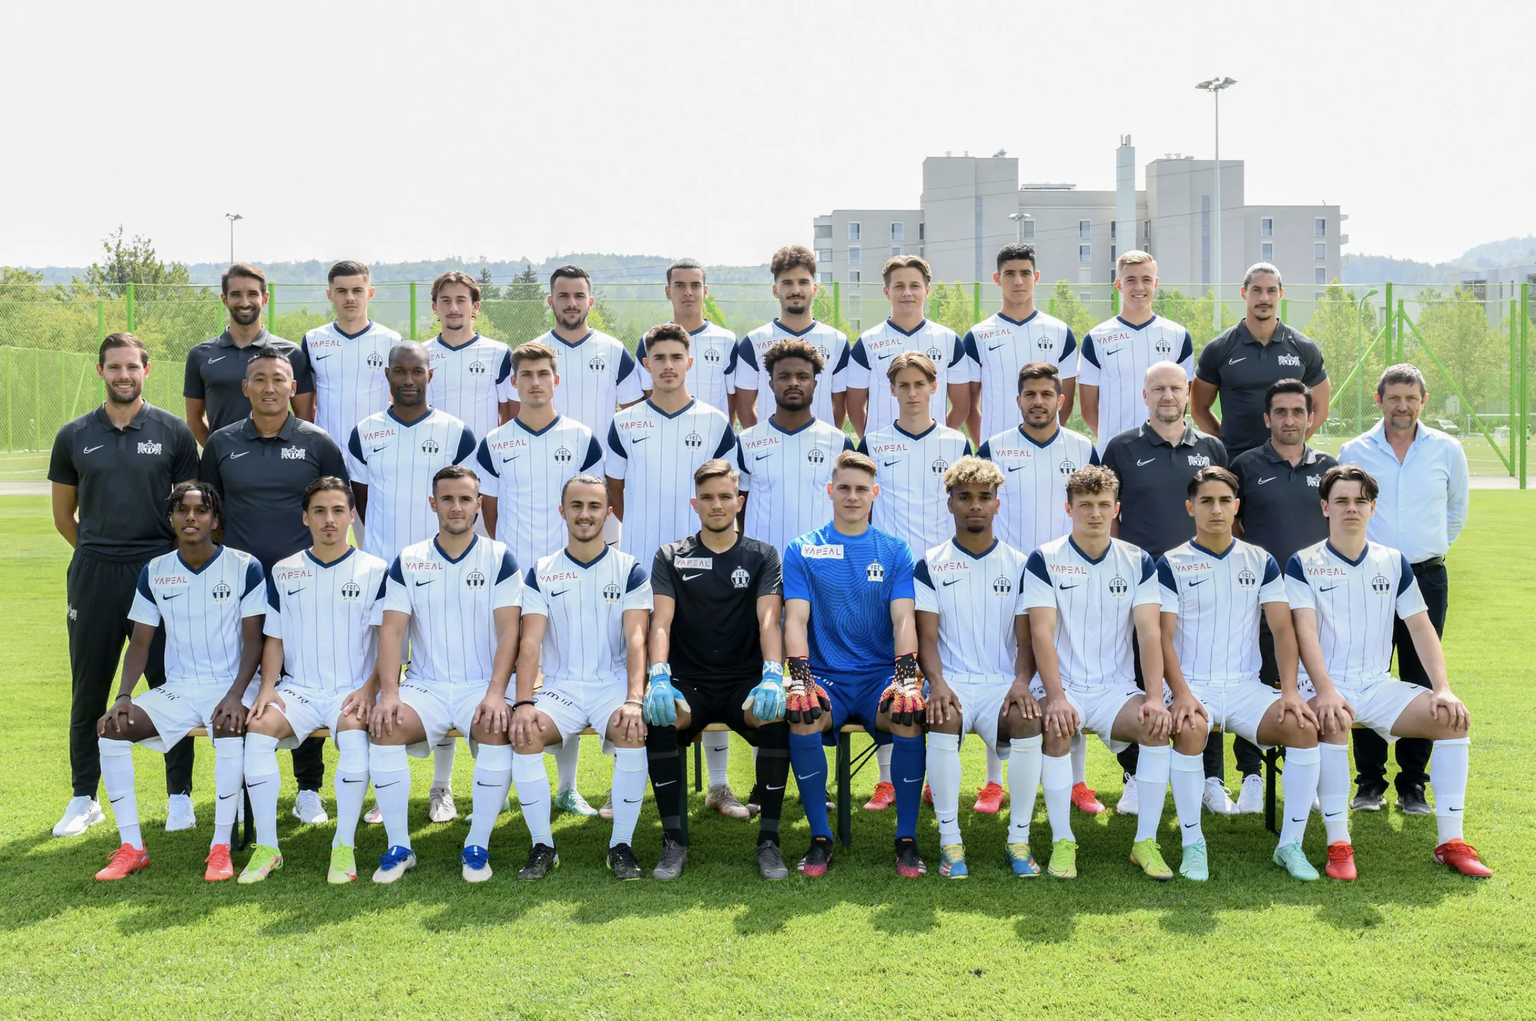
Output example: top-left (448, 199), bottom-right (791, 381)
top-left (185, 263), bottom-right (314, 444)
top-left (49, 332), bottom-right (201, 838)
top-left (733, 246), bottom-right (850, 430)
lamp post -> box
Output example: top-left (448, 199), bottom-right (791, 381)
top-left (1008, 212), bottom-right (1033, 244)
top-left (1356, 288), bottom-right (1380, 434)
top-left (1196, 77), bottom-right (1236, 334)
top-left (225, 213), bottom-right (243, 264)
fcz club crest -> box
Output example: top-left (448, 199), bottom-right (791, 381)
top-left (866, 561), bottom-right (885, 583)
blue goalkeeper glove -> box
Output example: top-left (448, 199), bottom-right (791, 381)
top-left (643, 663), bottom-right (689, 727)
top-left (743, 661), bottom-right (786, 722)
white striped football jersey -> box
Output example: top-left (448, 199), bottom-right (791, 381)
top-left (346, 409), bottom-right (477, 564)
top-left (1285, 540), bottom-right (1426, 688)
top-left (130, 546), bottom-right (267, 685)
top-left (300, 320), bottom-right (402, 447)
top-left (977, 425), bottom-right (1099, 553)
top-left (521, 546), bottom-right (653, 687)
top-left (636, 321), bottom-right (737, 412)
top-left (475, 415), bottom-right (605, 570)
top-left (516, 330), bottom-right (643, 443)
top-left (963, 310), bottom-right (1078, 443)
top-left (736, 417), bottom-right (854, 552)
top-left (265, 547), bottom-right (389, 693)
top-left (1077, 315), bottom-right (1195, 450)
top-left (1157, 538), bottom-right (1285, 685)
top-left (858, 422), bottom-right (971, 559)
top-left (607, 399), bottom-right (736, 565)
top-left (846, 318), bottom-right (967, 435)
top-left (384, 536), bottom-right (522, 688)
top-left (1022, 536), bottom-right (1160, 690)
top-left (425, 333), bottom-right (514, 444)
top-left (914, 538), bottom-right (1030, 683)
top-left (734, 320), bottom-right (850, 427)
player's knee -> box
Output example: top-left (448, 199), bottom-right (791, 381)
top-left (246, 713), bottom-right (287, 739)
top-left (1172, 727), bottom-right (1205, 756)
top-left (886, 720), bottom-right (923, 739)
top-left (469, 725), bottom-right (508, 746)
top-left (929, 714), bottom-right (963, 736)
top-left (211, 720), bottom-right (243, 741)
top-left (1041, 731), bottom-right (1072, 756)
top-left (1001, 712), bottom-right (1040, 741)
top-left (788, 719), bottom-right (824, 737)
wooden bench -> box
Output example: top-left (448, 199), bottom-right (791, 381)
top-left (191, 721), bottom-right (1328, 850)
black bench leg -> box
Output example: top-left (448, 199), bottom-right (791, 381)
top-left (694, 741), bottom-right (703, 794)
top-left (1264, 747), bottom-right (1279, 837)
top-left (837, 733), bottom-right (852, 847)
top-left (678, 739), bottom-right (689, 846)
top-left (240, 784), bottom-right (254, 851)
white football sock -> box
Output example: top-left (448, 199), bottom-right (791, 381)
top-left (553, 735), bottom-right (581, 794)
top-left (1431, 737), bottom-right (1470, 845)
top-left (243, 733), bottom-right (282, 849)
top-left (705, 731), bottom-right (731, 789)
top-left (432, 739), bottom-right (457, 786)
top-left (513, 751), bottom-right (553, 847)
top-left (1041, 753), bottom-right (1074, 843)
top-left (333, 730), bottom-right (369, 849)
top-left (1008, 735), bottom-right (1043, 845)
top-left (925, 732), bottom-right (963, 844)
top-left (1279, 745), bottom-right (1320, 848)
top-left (1170, 749), bottom-right (1205, 846)
top-left (100, 738), bottom-right (141, 850)
top-left (1133, 744), bottom-right (1171, 843)
top-left (1070, 732), bottom-right (1088, 786)
top-left (984, 741), bottom-right (1004, 787)
top-left (466, 744), bottom-right (513, 850)
top-left (369, 743), bottom-right (412, 851)
top-left (609, 747), bottom-right (647, 847)
top-left (1319, 741), bottom-right (1351, 844)
top-left (212, 737), bottom-right (244, 848)
top-left (877, 743), bottom-right (892, 784)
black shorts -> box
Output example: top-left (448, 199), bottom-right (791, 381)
top-left (672, 676), bottom-right (760, 746)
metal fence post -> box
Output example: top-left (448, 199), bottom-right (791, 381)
top-left (4, 347), bottom-right (11, 453)
top-left (1112, 285), bottom-right (1120, 317)
top-left (1521, 282), bottom-right (1529, 489)
top-left (1383, 282), bottom-right (1393, 364)
top-left (409, 282), bottom-right (418, 341)
top-left (97, 299), bottom-right (105, 347)
top-left (1511, 298), bottom-right (1519, 478)
top-left (833, 281), bottom-right (841, 330)
top-left (972, 281), bottom-right (982, 324)
top-left (1281, 297), bottom-right (1288, 323)
top-left (126, 282), bottom-right (135, 333)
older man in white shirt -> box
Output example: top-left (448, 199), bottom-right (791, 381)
top-left (1339, 363), bottom-right (1469, 815)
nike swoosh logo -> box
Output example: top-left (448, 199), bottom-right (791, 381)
top-left (799, 771), bottom-right (822, 782)
top-left (1104, 346), bottom-right (1123, 357)
top-left (755, 453), bottom-right (773, 460)
top-left (1319, 585), bottom-right (1339, 593)
top-left (208, 356), bottom-right (227, 364)
top-left (1449, 806), bottom-right (1462, 812)
top-left (877, 352), bottom-right (895, 360)
top-left (1257, 477), bottom-right (1276, 485)
top-left (1136, 457), bottom-right (1156, 466)
top-left (1325, 810), bottom-right (1341, 817)
top-left (631, 437), bottom-right (649, 444)
top-left (376, 781), bottom-right (400, 789)
top-left (940, 817), bottom-right (956, 825)
top-left (247, 779), bottom-right (270, 788)
top-left (83, 445), bottom-right (104, 454)
top-left (415, 580), bottom-right (434, 587)
top-left (902, 777), bottom-right (921, 784)
top-left (988, 342), bottom-right (1006, 351)
top-left (942, 579), bottom-right (961, 587)
top-left (1188, 579), bottom-right (1207, 588)
top-left (313, 353), bottom-right (333, 361)
top-left (766, 784), bottom-right (785, 791)
top-left (287, 587), bottom-right (303, 596)
top-left (342, 777), bottom-right (364, 784)
top-left (502, 455), bottom-right (521, 462)
top-left (1059, 583), bottom-right (1078, 590)
top-left (623, 797), bottom-right (642, 804)
top-left (1228, 356), bottom-right (1247, 364)
top-left (883, 460), bottom-right (901, 467)
top-left (110, 795), bottom-right (126, 804)
top-left (1290, 817), bottom-right (1307, 824)
top-left (654, 780), bottom-right (676, 788)
top-left (550, 589), bottom-right (568, 597)
top-left (219, 792), bottom-right (237, 801)
top-left (1183, 821), bottom-right (1198, 828)
top-left (372, 444), bottom-right (387, 453)
top-left (682, 573), bottom-right (704, 581)
top-left (230, 451), bottom-right (249, 459)
top-left (476, 781), bottom-right (500, 788)
top-left (1007, 465), bottom-right (1025, 473)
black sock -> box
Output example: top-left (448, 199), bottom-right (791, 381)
top-left (1117, 744), bottom-right (1140, 777)
top-left (754, 722), bottom-right (790, 846)
top-left (645, 725), bottom-right (684, 844)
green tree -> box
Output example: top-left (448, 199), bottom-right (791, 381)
top-left (73, 227), bottom-right (193, 301)
top-left (928, 281), bottom-right (977, 338)
top-left (508, 262), bottom-right (542, 302)
top-left (1302, 283), bottom-right (1381, 430)
top-left (1044, 281), bottom-right (1098, 341)
top-left (1410, 286), bottom-right (1505, 421)
top-left (477, 266), bottom-right (501, 301)
top-left (1153, 287), bottom-right (1236, 346)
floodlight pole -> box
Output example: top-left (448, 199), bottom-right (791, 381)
top-left (225, 213), bottom-right (243, 264)
top-left (1196, 78), bottom-right (1236, 334)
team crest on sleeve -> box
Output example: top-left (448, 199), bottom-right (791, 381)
top-left (367, 352), bottom-right (385, 369)
top-left (930, 458), bottom-right (950, 475)
top-left (806, 447), bottom-right (826, 465)
top-left (1371, 574), bottom-right (1390, 594)
top-left (684, 431), bottom-right (704, 450)
top-left (212, 581), bottom-right (232, 603)
top-left (466, 570), bottom-right (487, 590)
top-left (468, 360), bottom-right (487, 375)
top-left (866, 561), bottom-right (885, 583)
top-left (1108, 575), bottom-right (1129, 597)
top-left (731, 567), bottom-right (751, 589)
top-left (421, 437), bottom-right (440, 455)
top-left (1237, 569), bottom-right (1256, 588)
top-left (992, 575), bottom-right (1013, 595)
top-left (553, 446), bottom-right (573, 464)
top-left (602, 582), bottom-right (622, 603)
top-left (589, 355), bottom-right (607, 372)
top-left (341, 581), bottom-right (362, 601)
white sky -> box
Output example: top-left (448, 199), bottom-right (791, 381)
top-left (4, 0), bottom-right (1531, 273)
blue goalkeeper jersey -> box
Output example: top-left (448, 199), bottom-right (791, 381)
top-left (783, 521), bottom-right (915, 683)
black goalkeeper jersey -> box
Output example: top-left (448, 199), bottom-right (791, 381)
top-left (651, 532), bottom-right (782, 685)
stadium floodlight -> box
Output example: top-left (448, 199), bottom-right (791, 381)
top-left (225, 213), bottom-right (243, 264)
top-left (1008, 212), bottom-right (1034, 244)
top-left (1195, 77), bottom-right (1237, 333)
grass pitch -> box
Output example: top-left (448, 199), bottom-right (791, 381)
top-left (1, 493), bottom-right (1531, 1020)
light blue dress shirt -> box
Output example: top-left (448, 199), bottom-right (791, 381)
top-left (1339, 420), bottom-right (1470, 562)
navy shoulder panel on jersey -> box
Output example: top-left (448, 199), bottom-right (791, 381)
top-left (1397, 553), bottom-right (1415, 595)
top-left (1285, 553), bottom-right (1306, 583)
top-left (581, 435), bottom-right (603, 471)
top-left (625, 562), bottom-right (647, 593)
top-left (243, 557), bottom-right (265, 598)
top-left (1138, 549), bottom-right (1156, 583)
top-left (616, 347), bottom-right (636, 382)
top-left (523, 567), bottom-right (540, 592)
top-left (389, 556), bottom-right (405, 585)
top-left (1262, 553), bottom-right (1281, 585)
top-left (496, 348), bottom-right (512, 384)
top-left (913, 558), bottom-right (933, 589)
top-left (454, 428), bottom-right (476, 465)
top-left (1079, 333), bottom-right (1100, 368)
top-left (606, 421), bottom-right (626, 460)
top-left (347, 427), bottom-right (365, 465)
top-left (1156, 557), bottom-right (1177, 593)
top-left (136, 565), bottom-right (153, 601)
top-left (497, 549), bottom-right (518, 584)
top-left (849, 338), bottom-right (870, 370)
top-left (475, 439), bottom-right (499, 478)
top-left (1025, 549), bottom-right (1050, 583)
top-left (1062, 329), bottom-right (1078, 358)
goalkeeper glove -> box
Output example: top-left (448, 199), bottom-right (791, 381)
top-left (743, 661), bottom-right (787, 722)
top-left (784, 657), bottom-right (831, 724)
top-left (642, 663), bottom-right (689, 727)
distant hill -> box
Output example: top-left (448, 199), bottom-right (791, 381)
top-left (1342, 235), bottom-right (1536, 284)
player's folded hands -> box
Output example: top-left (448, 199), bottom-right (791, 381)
top-left (744, 661), bottom-right (786, 722)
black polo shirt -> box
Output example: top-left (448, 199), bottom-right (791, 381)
top-left (1100, 422), bottom-right (1228, 558)
top-left (184, 329), bottom-right (315, 432)
top-left (650, 532), bottom-right (782, 685)
top-left (47, 402), bottom-right (200, 563)
top-left (1194, 319), bottom-right (1327, 455)
top-left (200, 414), bottom-right (349, 576)
top-left (1230, 440), bottom-right (1337, 563)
